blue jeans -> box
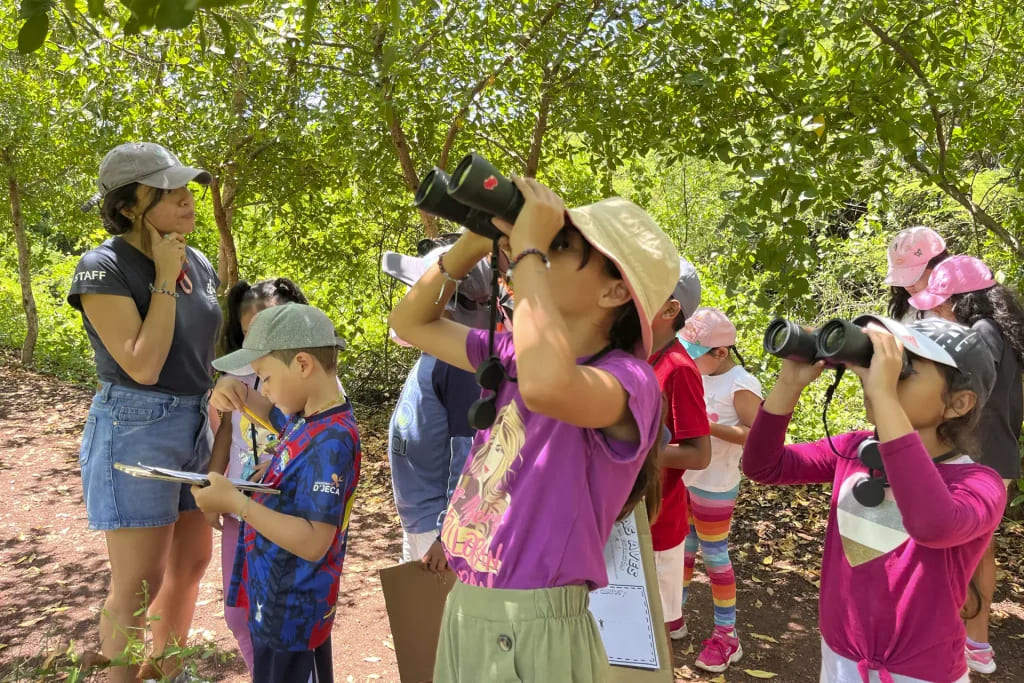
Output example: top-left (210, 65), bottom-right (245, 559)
top-left (79, 383), bottom-right (212, 531)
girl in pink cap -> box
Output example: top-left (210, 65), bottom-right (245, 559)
top-left (908, 254), bottom-right (1024, 675)
top-left (884, 226), bottom-right (949, 324)
top-left (677, 307), bottom-right (762, 672)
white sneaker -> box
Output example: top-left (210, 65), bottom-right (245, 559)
top-left (965, 643), bottom-right (996, 674)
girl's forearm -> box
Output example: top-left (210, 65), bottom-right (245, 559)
top-left (389, 234), bottom-right (492, 334)
top-left (506, 257), bottom-right (577, 398)
top-left (208, 417), bottom-right (233, 475)
top-left (762, 381), bottom-right (804, 416)
top-left (709, 422), bottom-right (750, 445)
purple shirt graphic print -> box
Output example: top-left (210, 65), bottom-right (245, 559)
top-left (441, 330), bottom-right (662, 590)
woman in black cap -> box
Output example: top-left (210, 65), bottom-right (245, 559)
top-left (68, 142), bottom-right (222, 682)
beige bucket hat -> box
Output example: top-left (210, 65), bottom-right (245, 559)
top-left (566, 198), bottom-right (681, 357)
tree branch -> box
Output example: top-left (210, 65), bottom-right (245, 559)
top-left (862, 17), bottom-right (948, 177)
top-left (437, 1), bottom-right (565, 170)
top-left (907, 157), bottom-right (1024, 259)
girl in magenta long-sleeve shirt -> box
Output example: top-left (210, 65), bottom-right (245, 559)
top-left (744, 316), bottom-right (1004, 683)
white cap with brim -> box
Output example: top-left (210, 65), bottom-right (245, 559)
top-left (566, 198), bottom-right (681, 358)
top-left (381, 242), bottom-right (497, 330)
top-left (213, 303), bottom-right (346, 375)
top-left (98, 142), bottom-right (212, 197)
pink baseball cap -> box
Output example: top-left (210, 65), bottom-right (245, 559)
top-left (678, 307), bottom-right (736, 358)
top-left (884, 226), bottom-right (947, 287)
top-left (908, 255), bottom-right (996, 311)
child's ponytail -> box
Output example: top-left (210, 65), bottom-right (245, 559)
top-left (220, 277), bottom-right (311, 355)
top-left (222, 279), bottom-right (253, 354)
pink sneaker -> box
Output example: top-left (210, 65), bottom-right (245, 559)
top-left (695, 626), bottom-right (743, 673)
top-left (965, 643), bottom-right (996, 674)
top-left (668, 617), bottom-right (687, 640)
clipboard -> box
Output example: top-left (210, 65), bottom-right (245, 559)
top-left (113, 462), bottom-right (281, 495)
top-left (378, 562), bottom-right (456, 683)
top-left (604, 502), bottom-right (673, 683)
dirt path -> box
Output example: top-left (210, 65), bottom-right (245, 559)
top-left (2, 357), bottom-right (1023, 682)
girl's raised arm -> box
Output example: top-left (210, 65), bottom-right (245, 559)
top-left (388, 232), bottom-right (493, 373)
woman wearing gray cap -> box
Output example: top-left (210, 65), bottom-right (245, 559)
top-left (67, 142), bottom-right (222, 682)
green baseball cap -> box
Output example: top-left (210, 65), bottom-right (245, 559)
top-left (213, 303), bottom-right (346, 375)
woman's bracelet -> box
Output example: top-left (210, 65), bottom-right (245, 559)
top-left (507, 248), bottom-right (550, 283)
top-left (149, 283), bottom-right (179, 298)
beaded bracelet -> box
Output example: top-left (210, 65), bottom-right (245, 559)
top-left (507, 248), bottom-right (550, 283)
top-left (149, 283), bottom-right (179, 298)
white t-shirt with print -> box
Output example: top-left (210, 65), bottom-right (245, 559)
top-left (683, 365), bottom-right (762, 492)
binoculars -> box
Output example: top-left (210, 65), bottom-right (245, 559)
top-left (763, 318), bottom-right (911, 375)
top-left (414, 153), bottom-right (523, 241)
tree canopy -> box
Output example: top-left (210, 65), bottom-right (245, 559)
top-left (3, 0), bottom-right (1022, 430)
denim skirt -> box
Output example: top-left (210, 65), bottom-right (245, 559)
top-left (78, 382), bottom-right (212, 531)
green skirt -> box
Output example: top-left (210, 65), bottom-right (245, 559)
top-left (433, 581), bottom-right (610, 683)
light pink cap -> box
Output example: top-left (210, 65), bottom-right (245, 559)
top-left (884, 226), bottom-right (947, 287)
top-left (679, 307), bottom-right (737, 348)
top-left (908, 255), bottom-right (996, 310)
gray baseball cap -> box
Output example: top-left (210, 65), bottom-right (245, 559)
top-left (672, 257), bottom-right (702, 320)
top-left (98, 142), bottom-right (212, 196)
top-left (853, 314), bottom-right (996, 405)
top-left (213, 303), bottom-right (346, 374)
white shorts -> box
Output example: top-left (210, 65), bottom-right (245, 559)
top-left (819, 638), bottom-right (970, 682)
top-left (654, 542), bottom-right (686, 623)
top-left (401, 529), bottom-right (438, 563)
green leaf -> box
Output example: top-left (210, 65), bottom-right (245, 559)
top-left (209, 12), bottom-right (236, 59)
top-left (86, 0), bottom-right (103, 17)
top-left (17, 14), bottom-right (49, 53)
top-left (155, 0), bottom-right (196, 30)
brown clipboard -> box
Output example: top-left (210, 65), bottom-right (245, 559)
top-left (378, 562), bottom-right (456, 683)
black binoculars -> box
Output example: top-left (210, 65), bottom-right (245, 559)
top-left (414, 153), bottom-right (523, 241)
top-left (763, 317), bottom-right (911, 376)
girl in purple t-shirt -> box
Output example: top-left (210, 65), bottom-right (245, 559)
top-left (744, 316), bottom-right (1004, 682)
top-left (390, 177), bottom-right (678, 682)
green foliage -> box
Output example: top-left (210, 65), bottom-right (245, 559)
top-left (1, 0), bottom-right (1022, 458)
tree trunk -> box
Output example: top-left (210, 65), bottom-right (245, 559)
top-left (524, 76), bottom-right (553, 177)
top-left (4, 150), bottom-right (38, 365)
top-left (210, 174), bottom-right (240, 292)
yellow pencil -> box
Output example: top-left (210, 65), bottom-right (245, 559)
top-left (242, 405), bottom-right (275, 432)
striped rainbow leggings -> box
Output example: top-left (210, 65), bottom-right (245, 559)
top-left (682, 483), bottom-right (739, 628)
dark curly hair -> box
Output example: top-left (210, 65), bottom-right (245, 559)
top-left (221, 278), bottom-right (309, 354)
top-left (886, 250), bottom-right (950, 320)
top-left (948, 283), bottom-right (1024, 366)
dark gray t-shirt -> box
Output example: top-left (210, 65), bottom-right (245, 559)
top-left (973, 318), bottom-right (1023, 479)
top-left (68, 238), bottom-right (223, 395)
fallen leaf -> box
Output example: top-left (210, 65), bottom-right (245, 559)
top-left (744, 670), bottom-right (778, 678)
top-left (363, 656), bottom-right (381, 662)
top-left (710, 676), bottom-right (726, 683)
top-left (18, 616), bottom-right (45, 627)
top-left (762, 556), bottom-right (773, 565)
top-left (383, 640), bottom-right (394, 650)
top-left (751, 633), bottom-right (779, 643)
